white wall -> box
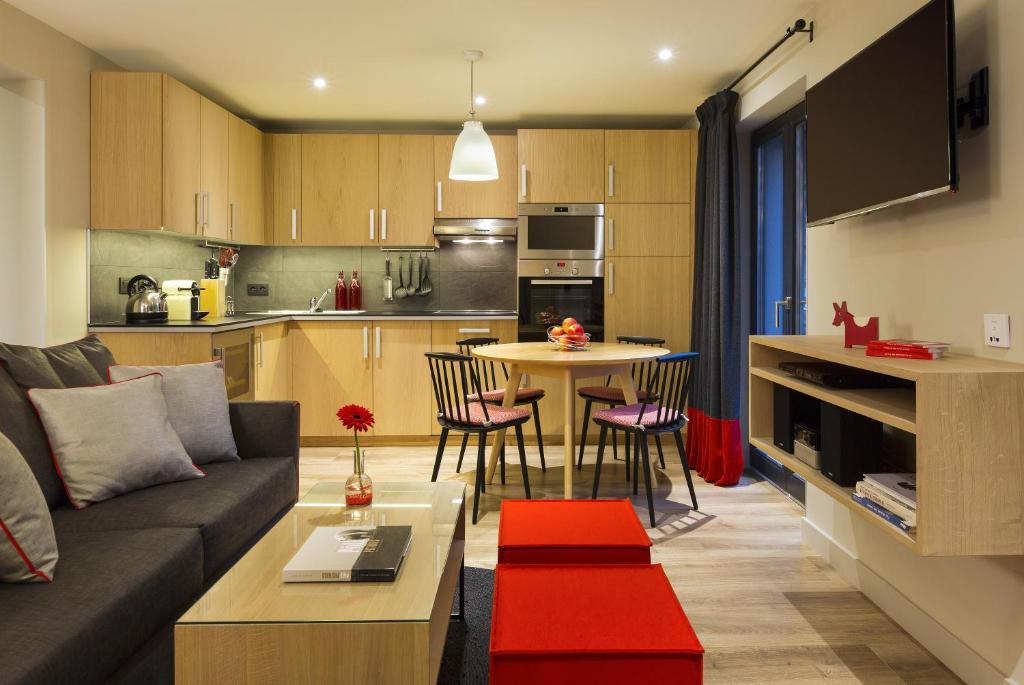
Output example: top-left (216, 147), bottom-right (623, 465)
top-left (738, 0), bottom-right (1024, 682)
top-left (0, 81), bottom-right (46, 345)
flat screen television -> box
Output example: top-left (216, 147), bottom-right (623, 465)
top-left (806, 0), bottom-right (957, 226)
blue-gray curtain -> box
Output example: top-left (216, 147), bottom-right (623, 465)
top-left (687, 90), bottom-right (743, 486)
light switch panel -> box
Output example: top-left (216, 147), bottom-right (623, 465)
top-left (984, 313), bottom-right (1010, 348)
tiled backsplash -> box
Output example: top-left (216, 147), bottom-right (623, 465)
top-left (89, 231), bottom-right (517, 321)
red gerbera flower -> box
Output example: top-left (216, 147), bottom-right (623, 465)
top-left (337, 404), bottom-right (374, 432)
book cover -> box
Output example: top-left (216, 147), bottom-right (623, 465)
top-left (868, 339), bottom-right (951, 350)
top-left (856, 481), bottom-right (917, 526)
top-left (852, 494), bottom-right (915, 533)
top-left (283, 525), bottom-right (413, 583)
top-left (863, 473), bottom-right (917, 508)
top-left (866, 348), bottom-right (943, 360)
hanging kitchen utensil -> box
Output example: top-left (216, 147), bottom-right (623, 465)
top-left (410, 251), bottom-right (421, 295)
top-left (383, 257), bottom-right (394, 301)
top-left (395, 255), bottom-right (408, 299)
top-left (418, 254), bottom-right (433, 296)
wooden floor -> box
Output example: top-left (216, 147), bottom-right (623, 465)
top-left (299, 442), bottom-right (961, 684)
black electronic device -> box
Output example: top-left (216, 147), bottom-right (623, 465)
top-left (779, 361), bottom-right (906, 389)
top-left (820, 404), bottom-right (884, 486)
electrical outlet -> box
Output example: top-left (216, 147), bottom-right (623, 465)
top-left (984, 313), bottom-right (1010, 348)
top-left (247, 283), bottom-right (270, 297)
top-left (118, 277), bottom-right (131, 295)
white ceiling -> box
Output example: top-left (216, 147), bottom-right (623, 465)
top-left (10, 0), bottom-right (817, 130)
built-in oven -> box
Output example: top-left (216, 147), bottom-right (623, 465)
top-left (518, 260), bottom-right (604, 342)
top-left (212, 328), bottom-right (254, 401)
top-left (518, 204), bottom-right (604, 261)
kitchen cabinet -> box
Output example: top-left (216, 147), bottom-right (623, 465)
top-left (200, 97), bottom-right (230, 239)
top-left (94, 332), bottom-right (214, 366)
top-left (228, 115), bottom-right (266, 244)
top-left (378, 135), bottom-right (435, 246)
top-left (254, 322), bottom-right (292, 401)
top-left (604, 130), bottom-right (690, 203)
top-left (517, 129), bottom-right (604, 203)
top-left (434, 134), bottom-right (518, 218)
top-left (162, 77), bottom-right (202, 236)
top-left (264, 133), bottom-right (302, 245)
top-left (301, 134), bottom-right (379, 246)
top-left (291, 321), bottom-right (374, 436)
top-left (605, 256), bottom-right (691, 353)
top-left (605, 204), bottom-right (690, 257)
top-left (372, 321), bottom-right (434, 436)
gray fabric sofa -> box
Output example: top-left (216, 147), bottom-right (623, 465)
top-left (0, 339), bottom-right (300, 685)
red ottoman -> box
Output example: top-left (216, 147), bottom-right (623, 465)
top-left (490, 564), bottom-right (703, 684)
top-left (498, 499), bottom-right (651, 564)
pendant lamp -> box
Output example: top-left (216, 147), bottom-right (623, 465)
top-left (449, 50), bottom-right (499, 181)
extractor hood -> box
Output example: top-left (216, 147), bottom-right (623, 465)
top-left (433, 218), bottom-right (517, 241)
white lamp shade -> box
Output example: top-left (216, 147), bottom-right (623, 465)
top-left (448, 120), bottom-right (499, 181)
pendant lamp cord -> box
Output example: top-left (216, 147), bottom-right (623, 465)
top-left (468, 59), bottom-right (476, 119)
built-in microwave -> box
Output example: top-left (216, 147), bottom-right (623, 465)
top-left (517, 203), bottom-right (604, 261)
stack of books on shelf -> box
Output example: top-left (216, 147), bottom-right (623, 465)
top-left (852, 473), bottom-right (917, 534)
top-left (866, 339), bottom-right (950, 360)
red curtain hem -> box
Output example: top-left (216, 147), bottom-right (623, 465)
top-left (685, 407), bottom-right (743, 486)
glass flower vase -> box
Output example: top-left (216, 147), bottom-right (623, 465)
top-left (345, 449), bottom-right (373, 506)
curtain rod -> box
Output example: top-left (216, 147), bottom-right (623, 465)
top-left (725, 19), bottom-right (814, 92)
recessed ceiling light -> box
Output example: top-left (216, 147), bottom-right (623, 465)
top-left (657, 48), bottom-right (673, 61)
top-left (312, 76), bottom-right (327, 89)
top-left (474, 95), bottom-right (487, 106)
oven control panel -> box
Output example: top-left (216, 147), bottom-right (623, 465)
top-left (543, 261), bottom-right (579, 276)
top-left (518, 259), bottom-right (605, 278)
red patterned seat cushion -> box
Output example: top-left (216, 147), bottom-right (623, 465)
top-left (593, 403), bottom-right (679, 428)
top-left (490, 564), bottom-right (704, 684)
top-left (467, 387), bottom-right (545, 403)
top-left (498, 499), bottom-right (651, 564)
top-left (577, 386), bottom-right (653, 403)
top-left (444, 402), bottom-right (530, 426)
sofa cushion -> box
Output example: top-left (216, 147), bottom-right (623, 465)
top-left (0, 368), bottom-right (65, 510)
top-left (51, 457), bottom-right (297, 578)
top-left (0, 526), bottom-right (202, 685)
top-left (0, 432), bottom-right (58, 583)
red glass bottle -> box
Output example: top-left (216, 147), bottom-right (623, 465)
top-left (335, 271), bottom-right (348, 310)
top-left (350, 271), bottom-right (362, 310)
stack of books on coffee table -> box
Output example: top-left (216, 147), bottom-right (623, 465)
top-left (852, 473), bottom-right (917, 534)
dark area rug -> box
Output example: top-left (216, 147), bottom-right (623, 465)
top-left (438, 566), bottom-right (493, 684)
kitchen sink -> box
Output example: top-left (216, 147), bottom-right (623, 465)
top-left (249, 310), bottom-right (367, 315)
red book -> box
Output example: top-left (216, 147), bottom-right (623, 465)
top-left (866, 348), bottom-right (943, 360)
top-left (868, 338), bottom-right (951, 352)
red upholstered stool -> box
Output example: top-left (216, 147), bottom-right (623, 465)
top-left (498, 499), bottom-right (651, 564)
top-left (490, 564), bottom-right (704, 684)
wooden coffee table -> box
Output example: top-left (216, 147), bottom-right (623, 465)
top-left (174, 481), bottom-right (466, 685)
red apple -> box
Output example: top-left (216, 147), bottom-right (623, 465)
top-left (562, 317), bottom-right (578, 330)
top-left (565, 323), bottom-right (582, 336)
top-left (549, 325), bottom-right (564, 337)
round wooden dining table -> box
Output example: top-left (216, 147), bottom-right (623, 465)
top-left (472, 341), bottom-right (669, 499)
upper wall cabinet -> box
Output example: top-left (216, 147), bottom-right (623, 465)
top-left (301, 134), bottom-right (379, 246)
top-left (434, 134), bottom-right (518, 218)
top-left (379, 135), bottom-right (435, 246)
top-left (199, 97), bottom-right (230, 240)
top-left (228, 115), bottom-right (265, 244)
top-left (605, 130), bottom-right (690, 203)
top-left (265, 133), bottom-right (302, 245)
top-left (517, 129), bottom-right (604, 203)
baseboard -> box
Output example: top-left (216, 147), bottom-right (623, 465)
top-left (801, 517), bottom-right (1015, 685)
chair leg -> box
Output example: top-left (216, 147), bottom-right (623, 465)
top-left (500, 441), bottom-right (506, 485)
top-left (592, 425), bottom-right (609, 499)
top-left (655, 434), bottom-right (666, 469)
top-left (640, 435), bottom-right (656, 527)
top-left (612, 429), bottom-right (619, 461)
top-left (456, 433), bottom-right (469, 473)
top-left (577, 399), bottom-right (592, 471)
top-left (532, 402), bottom-right (546, 472)
top-left (479, 433), bottom-right (486, 494)
top-left (514, 424), bottom-right (531, 499)
top-left (431, 428), bottom-right (449, 482)
top-left (473, 433), bottom-right (485, 525)
top-left (673, 430), bottom-right (699, 511)
top-left (632, 433), bottom-right (641, 495)
top-left (625, 431), bottom-right (631, 482)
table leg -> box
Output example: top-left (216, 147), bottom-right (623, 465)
top-left (563, 368), bottom-right (575, 499)
top-left (486, 365), bottom-right (522, 484)
top-left (617, 368), bottom-right (656, 482)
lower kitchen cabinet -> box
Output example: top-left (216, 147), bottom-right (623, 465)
top-left (254, 323), bottom-right (291, 400)
top-left (291, 321), bottom-right (374, 437)
top-left (372, 321), bottom-right (433, 436)
top-left (95, 332), bottom-right (214, 366)
top-left (605, 256), bottom-right (691, 354)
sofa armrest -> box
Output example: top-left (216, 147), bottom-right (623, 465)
top-left (229, 401), bottom-right (300, 463)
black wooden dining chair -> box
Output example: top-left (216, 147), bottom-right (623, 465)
top-left (576, 336), bottom-right (667, 476)
top-left (426, 352), bottom-right (532, 524)
top-left (590, 351), bottom-right (699, 527)
top-left (454, 338), bottom-right (546, 475)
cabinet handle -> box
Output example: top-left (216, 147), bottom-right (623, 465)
top-left (229, 202), bottom-right (236, 238)
top-left (458, 327), bottom-right (491, 334)
top-left (362, 326), bottom-right (369, 359)
top-left (195, 193), bottom-right (203, 233)
top-left (291, 208), bottom-right (297, 241)
top-left (608, 164), bottom-right (615, 197)
top-left (608, 262), bottom-right (615, 295)
top-left (369, 209), bottom-right (375, 241)
top-left (436, 182), bottom-right (443, 213)
top-left (381, 208), bottom-right (387, 241)
top-left (204, 192), bottom-right (211, 231)
top-left (257, 332), bottom-right (264, 369)
top-left (374, 326), bottom-right (382, 359)
top-left (608, 218), bottom-right (615, 251)
top-left (519, 164), bottom-right (527, 198)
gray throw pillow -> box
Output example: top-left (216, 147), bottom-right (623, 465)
top-left (28, 374), bottom-right (203, 509)
top-left (0, 431), bottom-right (58, 583)
top-left (109, 362), bottom-right (240, 465)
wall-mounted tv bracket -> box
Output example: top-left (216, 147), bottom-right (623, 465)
top-left (956, 67), bottom-right (989, 130)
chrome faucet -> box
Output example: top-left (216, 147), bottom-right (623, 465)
top-left (309, 288), bottom-right (332, 312)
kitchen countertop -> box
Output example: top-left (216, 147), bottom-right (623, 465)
top-left (88, 310), bottom-right (519, 333)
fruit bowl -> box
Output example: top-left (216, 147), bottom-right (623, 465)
top-left (547, 326), bottom-right (592, 351)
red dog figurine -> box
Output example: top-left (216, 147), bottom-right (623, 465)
top-left (832, 301), bottom-right (879, 348)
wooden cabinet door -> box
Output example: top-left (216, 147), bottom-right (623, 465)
top-left (162, 74), bottom-right (202, 235)
top-left (605, 204), bottom-right (690, 257)
top-left (200, 97), bottom-right (230, 239)
top-left (378, 135), bottom-right (434, 246)
top-left (229, 116), bottom-right (265, 244)
top-left (265, 134), bottom-right (302, 245)
top-left (605, 256), bottom-right (691, 353)
top-left (605, 130), bottom-right (690, 203)
top-left (372, 321), bottom-right (433, 436)
top-left (255, 323), bottom-right (292, 401)
top-left (517, 129), bottom-right (603, 203)
top-left (301, 134), bottom-right (379, 246)
top-left (434, 134), bottom-right (518, 218)
top-left (291, 322), bottom-right (373, 436)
